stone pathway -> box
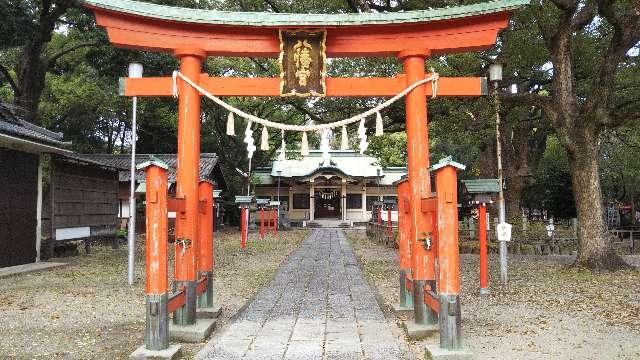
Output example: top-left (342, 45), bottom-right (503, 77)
top-left (197, 229), bottom-right (405, 360)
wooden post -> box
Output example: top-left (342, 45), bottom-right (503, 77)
top-left (434, 162), bottom-right (464, 350)
top-left (267, 206), bottom-right (272, 233)
top-left (387, 207), bottom-right (392, 245)
top-left (273, 208), bottom-right (277, 236)
top-left (401, 50), bottom-right (438, 326)
top-left (139, 159), bottom-right (169, 350)
top-left (478, 203), bottom-right (488, 294)
top-left (173, 48), bottom-right (205, 326)
top-left (197, 180), bottom-right (214, 308)
top-left (260, 207), bottom-right (265, 240)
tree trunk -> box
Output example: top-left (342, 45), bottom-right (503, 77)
top-left (505, 175), bottom-right (527, 220)
top-left (568, 129), bottom-right (629, 270)
top-left (15, 45), bottom-right (47, 124)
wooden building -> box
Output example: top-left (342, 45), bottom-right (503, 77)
top-left (79, 153), bottom-right (226, 229)
top-left (42, 155), bottom-right (119, 255)
top-left (253, 150), bottom-right (405, 226)
top-left (0, 103), bottom-right (119, 266)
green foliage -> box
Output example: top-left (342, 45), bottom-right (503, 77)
top-left (366, 132), bottom-right (407, 167)
top-left (521, 136), bottom-right (576, 219)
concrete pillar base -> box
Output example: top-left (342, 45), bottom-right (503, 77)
top-left (130, 344), bottom-right (181, 360)
top-left (425, 344), bottom-right (473, 360)
top-left (403, 321), bottom-right (439, 339)
top-left (196, 304), bottom-right (222, 319)
top-left (479, 288), bottom-right (490, 295)
top-left (169, 318), bottom-right (216, 342)
top-left (392, 303), bottom-right (414, 315)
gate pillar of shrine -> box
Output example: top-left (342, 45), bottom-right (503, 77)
top-left (173, 48), bottom-right (205, 327)
top-left (400, 50), bottom-right (439, 328)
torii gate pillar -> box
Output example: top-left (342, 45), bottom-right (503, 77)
top-left (400, 50), bottom-right (438, 327)
top-left (173, 48), bottom-right (205, 326)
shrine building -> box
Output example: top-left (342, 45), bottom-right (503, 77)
top-left (253, 150), bottom-right (405, 225)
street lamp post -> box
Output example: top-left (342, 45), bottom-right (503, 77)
top-left (127, 62), bottom-right (143, 285)
top-left (276, 170), bottom-right (282, 229)
top-left (489, 63), bottom-right (508, 285)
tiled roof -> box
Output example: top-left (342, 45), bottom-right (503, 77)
top-left (77, 153), bottom-right (219, 183)
top-left (83, 0), bottom-right (529, 27)
top-left (0, 103), bottom-right (67, 148)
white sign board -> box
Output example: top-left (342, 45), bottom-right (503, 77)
top-left (56, 227), bottom-right (90, 241)
top-left (496, 222), bottom-right (512, 242)
top-left (546, 223), bottom-right (555, 237)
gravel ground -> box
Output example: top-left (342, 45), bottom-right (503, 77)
top-left (346, 229), bottom-right (640, 360)
top-left (0, 229), bottom-right (308, 359)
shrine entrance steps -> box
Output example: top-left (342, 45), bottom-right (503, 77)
top-left (197, 229), bottom-right (406, 359)
top-left (304, 219), bottom-right (353, 228)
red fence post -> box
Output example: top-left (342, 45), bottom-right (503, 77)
top-left (139, 159), bottom-right (170, 351)
top-left (260, 207), bottom-right (265, 240)
top-left (197, 180), bottom-right (214, 308)
top-left (240, 207), bottom-right (247, 249)
top-left (478, 203), bottom-right (489, 294)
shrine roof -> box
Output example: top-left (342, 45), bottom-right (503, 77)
top-left (83, 0), bottom-right (529, 27)
top-left (253, 150), bottom-right (406, 186)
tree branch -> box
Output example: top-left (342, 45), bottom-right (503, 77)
top-left (263, 0), bottom-right (281, 12)
top-left (0, 64), bottom-right (20, 96)
top-left (570, 0), bottom-right (597, 30)
top-left (344, 0), bottom-right (360, 12)
top-left (46, 41), bottom-right (97, 69)
top-left (502, 93), bottom-right (558, 122)
top-left (589, 0), bottom-right (640, 126)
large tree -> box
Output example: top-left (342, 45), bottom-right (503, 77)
top-left (506, 0), bottom-right (639, 269)
top-left (0, 1), bottom-right (99, 124)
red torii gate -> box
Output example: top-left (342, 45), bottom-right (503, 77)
top-left (84, 0), bottom-right (525, 357)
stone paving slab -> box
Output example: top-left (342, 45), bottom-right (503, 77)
top-left (197, 229), bottom-right (406, 360)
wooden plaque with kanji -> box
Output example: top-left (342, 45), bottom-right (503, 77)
top-left (279, 30), bottom-right (327, 97)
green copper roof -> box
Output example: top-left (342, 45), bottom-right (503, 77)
top-left (462, 179), bottom-right (501, 194)
top-left (83, 0), bottom-right (529, 27)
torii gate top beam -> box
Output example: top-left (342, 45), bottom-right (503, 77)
top-left (84, 0), bottom-right (527, 58)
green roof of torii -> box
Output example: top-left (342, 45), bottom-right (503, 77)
top-left (461, 179), bottom-right (501, 194)
top-left (83, 0), bottom-right (529, 27)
